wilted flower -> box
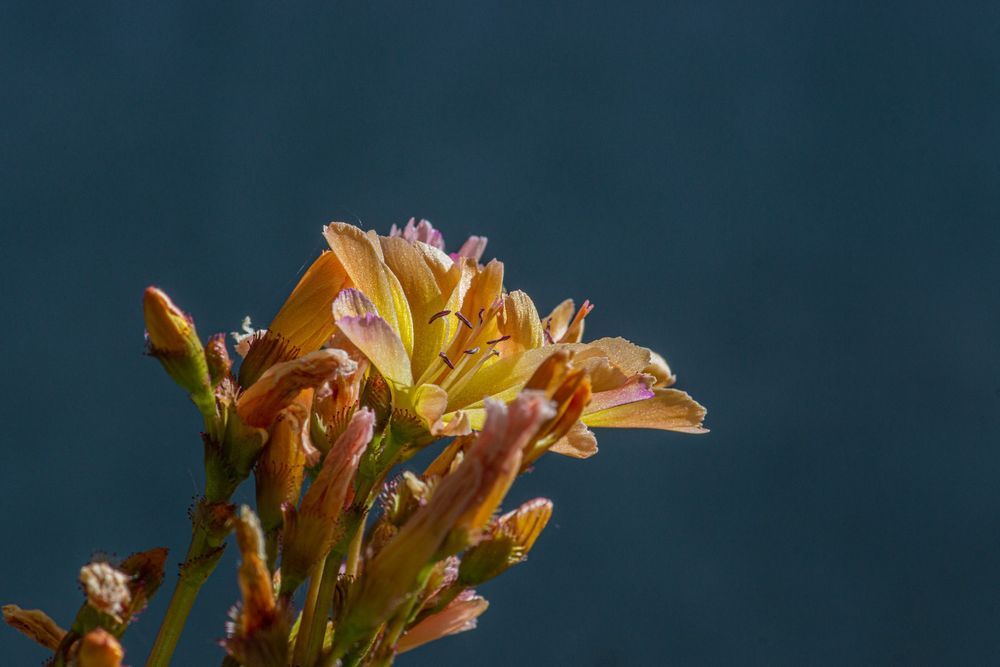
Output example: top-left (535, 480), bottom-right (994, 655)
top-left (397, 590), bottom-right (489, 653)
top-left (458, 498), bottom-right (553, 586)
top-left (2, 605), bottom-right (66, 650)
top-left (224, 506), bottom-right (289, 667)
top-left (80, 562), bottom-right (132, 624)
top-left (280, 408), bottom-right (374, 592)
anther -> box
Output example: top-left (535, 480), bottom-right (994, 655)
top-left (428, 310), bottom-right (451, 324)
top-left (463, 347), bottom-right (480, 355)
top-left (478, 307), bottom-right (485, 324)
top-left (486, 335), bottom-right (511, 345)
top-left (455, 312), bottom-right (473, 329)
top-left (438, 352), bottom-right (455, 369)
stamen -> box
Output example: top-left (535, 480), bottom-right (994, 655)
top-left (478, 307), bottom-right (485, 324)
top-left (438, 352), bottom-right (455, 369)
top-left (455, 312), bottom-right (473, 329)
top-left (543, 320), bottom-right (554, 344)
top-left (428, 310), bottom-right (451, 324)
top-left (463, 347), bottom-right (480, 355)
top-left (486, 335), bottom-right (511, 345)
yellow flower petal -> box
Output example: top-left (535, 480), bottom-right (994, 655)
top-left (269, 252), bottom-right (349, 354)
top-left (446, 345), bottom-right (576, 411)
top-left (497, 290), bottom-right (543, 354)
top-left (543, 299), bottom-right (576, 342)
top-left (582, 388), bottom-right (707, 433)
top-left (324, 223), bottom-right (414, 355)
top-left (379, 236), bottom-right (453, 379)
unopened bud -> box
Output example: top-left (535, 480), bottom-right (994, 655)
top-left (206, 333), bottom-right (233, 386)
top-left (255, 412), bottom-right (307, 537)
top-left (76, 628), bottom-right (124, 667)
top-left (143, 287), bottom-right (213, 413)
top-left (2, 604), bottom-right (66, 650)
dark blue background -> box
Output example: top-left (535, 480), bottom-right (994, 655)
top-left (3, 2), bottom-right (999, 665)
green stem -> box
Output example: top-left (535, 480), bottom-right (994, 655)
top-left (291, 558), bottom-right (327, 667)
top-left (146, 517), bottom-right (228, 667)
top-left (299, 505), bottom-right (367, 667)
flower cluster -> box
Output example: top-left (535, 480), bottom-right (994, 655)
top-left (4, 219), bottom-right (705, 667)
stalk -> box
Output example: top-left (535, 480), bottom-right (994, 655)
top-left (145, 527), bottom-right (222, 667)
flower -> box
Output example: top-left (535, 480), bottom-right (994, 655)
top-left (247, 219), bottom-right (705, 452)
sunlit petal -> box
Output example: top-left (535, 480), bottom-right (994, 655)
top-left (582, 388), bottom-right (707, 433)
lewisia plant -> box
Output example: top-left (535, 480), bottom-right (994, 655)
top-left (4, 219), bottom-right (706, 667)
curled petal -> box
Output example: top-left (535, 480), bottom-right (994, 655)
top-left (334, 304), bottom-right (413, 387)
top-left (644, 349), bottom-right (676, 387)
top-left (577, 337), bottom-right (653, 377)
top-left (237, 349), bottom-right (356, 428)
top-left (582, 388), bottom-right (707, 433)
top-left (548, 421), bottom-right (598, 459)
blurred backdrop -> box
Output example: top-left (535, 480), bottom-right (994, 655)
top-left (3, 2), bottom-right (1000, 665)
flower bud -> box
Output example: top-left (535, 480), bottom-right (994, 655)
top-left (2, 604), bottom-right (66, 650)
top-left (206, 332), bottom-right (233, 386)
top-left (254, 411), bottom-right (307, 539)
top-left (143, 287), bottom-right (213, 413)
top-left (280, 408), bottom-right (373, 593)
top-left (76, 628), bottom-right (124, 667)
